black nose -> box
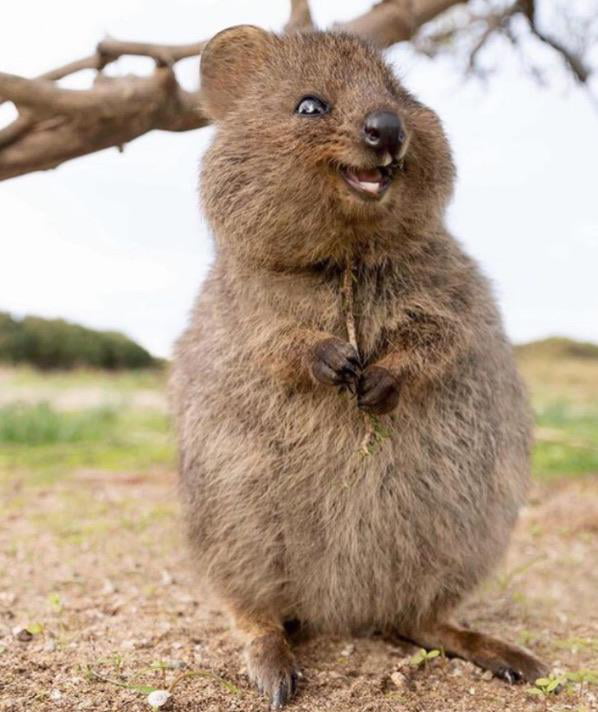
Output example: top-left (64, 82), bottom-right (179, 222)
top-left (363, 110), bottom-right (404, 157)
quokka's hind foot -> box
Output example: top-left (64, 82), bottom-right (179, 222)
top-left (403, 620), bottom-right (549, 684)
top-left (246, 631), bottom-right (299, 709)
top-left (228, 607), bottom-right (299, 709)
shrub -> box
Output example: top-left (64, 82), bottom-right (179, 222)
top-left (0, 312), bottom-right (158, 370)
top-left (516, 337), bottom-right (598, 361)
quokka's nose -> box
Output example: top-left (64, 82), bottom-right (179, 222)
top-left (363, 110), bottom-right (404, 157)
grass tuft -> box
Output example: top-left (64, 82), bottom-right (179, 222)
top-left (0, 402), bottom-right (117, 445)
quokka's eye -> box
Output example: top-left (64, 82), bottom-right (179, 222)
top-left (295, 96), bottom-right (330, 117)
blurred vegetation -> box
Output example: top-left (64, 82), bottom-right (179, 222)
top-left (518, 344), bottom-right (598, 479)
top-left (0, 402), bottom-right (117, 445)
top-left (534, 403), bottom-right (598, 476)
top-left (0, 312), bottom-right (160, 370)
top-left (0, 368), bottom-right (173, 485)
top-left (516, 337), bottom-right (598, 362)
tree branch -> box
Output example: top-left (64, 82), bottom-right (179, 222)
top-left (0, 69), bottom-right (207, 180)
top-left (337, 0), bottom-right (466, 48)
top-left (97, 38), bottom-right (207, 66)
top-left (0, 32), bottom-right (213, 180)
top-left (0, 72), bottom-right (108, 114)
top-left (523, 0), bottom-right (589, 84)
top-left (415, 0), bottom-right (593, 88)
top-left (284, 0), bottom-right (315, 33)
top-left (0, 114), bottom-right (32, 149)
top-left (0, 0), bottom-right (594, 181)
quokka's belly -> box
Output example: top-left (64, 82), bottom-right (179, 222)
top-left (181, 353), bottom-right (527, 627)
top-left (271, 365), bottom-right (529, 630)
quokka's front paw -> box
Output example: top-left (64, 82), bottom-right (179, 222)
top-left (309, 337), bottom-right (360, 389)
top-left (246, 632), bottom-right (299, 709)
top-left (357, 365), bottom-right (401, 415)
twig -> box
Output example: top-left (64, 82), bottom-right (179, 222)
top-left (341, 261), bottom-right (388, 457)
top-left (169, 669), bottom-right (240, 695)
top-left (341, 263), bottom-right (358, 351)
top-left (527, 25), bottom-right (589, 84)
top-left (87, 669), bottom-right (153, 693)
top-left (88, 666), bottom-right (240, 697)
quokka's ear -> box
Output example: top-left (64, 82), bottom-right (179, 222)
top-left (200, 25), bottom-right (273, 121)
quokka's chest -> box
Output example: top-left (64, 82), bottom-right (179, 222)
top-left (257, 265), bottom-right (410, 358)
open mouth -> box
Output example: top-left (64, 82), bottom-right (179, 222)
top-left (340, 157), bottom-right (400, 201)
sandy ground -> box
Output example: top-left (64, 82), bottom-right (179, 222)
top-left (1, 469), bottom-right (597, 712)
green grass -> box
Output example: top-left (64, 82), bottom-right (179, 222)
top-left (517, 354), bottom-right (598, 479)
top-left (0, 402), bottom-right (118, 444)
top-left (533, 401), bottom-right (598, 477)
top-left (2, 365), bottom-right (166, 391)
top-left (0, 401), bottom-right (174, 485)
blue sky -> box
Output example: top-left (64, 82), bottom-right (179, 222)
top-left (1, 0), bottom-right (597, 357)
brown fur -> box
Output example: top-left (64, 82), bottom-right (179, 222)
top-left (170, 27), bottom-right (548, 706)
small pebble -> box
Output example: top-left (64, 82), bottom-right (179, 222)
top-left (147, 690), bottom-right (172, 709)
top-left (49, 689), bottom-right (62, 702)
top-left (390, 671), bottom-right (406, 690)
top-left (100, 579), bottom-right (117, 595)
top-left (481, 670), bottom-right (493, 681)
top-left (449, 658), bottom-right (476, 676)
top-left (12, 627), bottom-right (33, 642)
top-left (160, 570), bottom-right (174, 586)
top-left (340, 643), bottom-right (355, 657)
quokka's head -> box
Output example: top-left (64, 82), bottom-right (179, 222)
top-left (200, 26), bottom-right (455, 268)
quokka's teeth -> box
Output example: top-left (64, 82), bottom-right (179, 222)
top-left (380, 152), bottom-right (393, 166)
top-left (359, 181), bottom-right (381, 193)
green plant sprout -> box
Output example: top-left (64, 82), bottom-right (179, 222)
top-left (410, 648), bottom-right (441, 667)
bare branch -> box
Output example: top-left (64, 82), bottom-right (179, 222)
top-left (0, 72), bottom-right (108, 114)
top-left (284, 0), bottom-right (315, 33)
top-left (0, 68), bottom-right (208, 181)
top-left (338, 0), bottom-right (467, 48)
top-left (0, 0), bottom-right (594, 181)
top-left (466, 25), bottom-right (495, 76)
top-left (0, 114), bottom-right (32, 149)
top-left (0, 32), bottom-right (213, 180)
top-left (414, 0), bottom-right (469, 26)
top-left (524, 6), bottom-right (590, 84)
top-left (466, 3), bottom-right (521, 75)
top-left (40, 54), bottom-right (104, 82)
top-left (0, 38), bottom-right (208, 108)
top-left (97, 38), bottom-right (207, 66)
top-left (414, 0), bottom-right (592, 89)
